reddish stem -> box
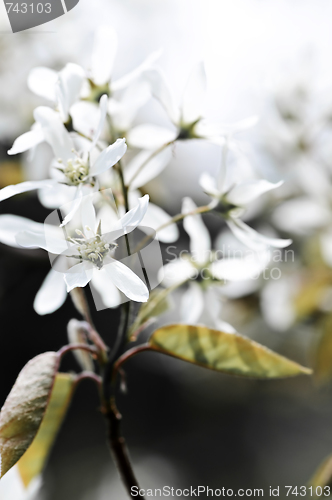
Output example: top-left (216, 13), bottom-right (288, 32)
top-left (112, 344), bottom-right (152, 382)
top-left (58, 343), bottom-right (98, 358)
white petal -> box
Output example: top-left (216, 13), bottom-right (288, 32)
top-left (91, 268), bottom-right (121, 308)
top-left (89, 138), bottom-right (127, 176)
top-left (199, 172), bottom-right (220, 197)
top-left (111, 49), bottom-right (162, 92)
top-left (27, 66), bottom-right (58, 101)
top-left (217, 141), bottom-right (229, 192)
top-left (16, 224), bottom-right (69, 254)
top-left (127, 124), bottom-right (176, 150)
top-left (34, 106), bottom-right (74, 160)
top-left (103, 258), bottom-right (149, 302)
top-left (125, 146), bottom-right (172, 189)
top-left (38, 183), bottom-right (76, 209)
top-left (221, 279), bottom-right (260, 299)
top-left (272, 198), bottom-right (331, 235)
top-left (143, 68), bottom-right (180, 124)
top-left (59, 190), bottom-right (83, 227)
top-left (261, 279), bottom-right (295, 331)
top-left (70, 101), bottom-right (100, 138)
top-left (210, 252), bottom-right (270, 281)
top-left (182, 197), bottom-right (211, 265)
top-left (180, 282), bottom-right (204, 323)
top-left (159, 258), bottom-right (196, 287)
top-left (91, 26), bottom-right (117, 85)
top-left (181, 62), bottom-right (206, 125)
top-left (139, 201), bottom-right (179, 243)
top-left (8, 128), bottom-right (44, 155)
top-left (0, 464), bottom-right (42, 499)
top-left (81, 194), bottom-right (96, 234)
top-left (109, 80), bottom-right (151, 131)
top-left (34, 268), bottom-right (67, 315)
top-left (114, 195), bottom-right (149, 234)
top-left (90, 94), bottom-right (108, 150)
top-left (227, 218), bottom-right (292, 251)
top-left (320, 230), bottom-right (332, 268)
top-left (64, 262), bottom-right (94, 292)
top-left (197, 116), bottom-right (259, 138)
top-left (56, 63), bottom-right (85, 122)
top-left (0, 215), bottom-right (45, 248)
top-left (0, 179), bottom-right (56, 202)
top-left (97, 204), bottom-right (120, 233)
top-left (227, 180), bottom-right (283, 206)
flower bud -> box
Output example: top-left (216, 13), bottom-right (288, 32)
top-left (67, 319), bottom-right (94, 372)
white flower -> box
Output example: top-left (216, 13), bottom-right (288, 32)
top-left (88, 26), bottom-right (161, 92)
top-left (3, 96), bottom-right (127, 224)
top-left (124, 63), bottom-right (257, 188)
top-left (159, 197), bottom-right (269, 328)
top-left (127, 62), bottom-right (258, 149)
top-left (200, 143), bottom-right (292, 252)
top-left (11, 195), bottom-right (150, 311)
top-left (14, 62), bottom-right (86, 155)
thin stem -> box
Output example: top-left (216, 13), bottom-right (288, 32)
top-left (104, 401), bottom-right (144, 499)
top-left (133, 204), bottom-right (212, 254)
top-left (126, 141), bottom-right (174, 188)
top-left (102, 302), bottom-right (131, 401)
top-left (58, 343), bottom-right (98, 358)
top-left (103, 115), bottom-right (142, 497)
top-left (74, 371), bottom-right (102, 388)
top-left (117, 158), bottom-right (130, 213)
top-left (113, 344), bottom-right (151, 382)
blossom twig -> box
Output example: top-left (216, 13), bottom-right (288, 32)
top-left (126, 140), bottom-right (175, 187)
top-left (133, 203), bottom-right (212, 254)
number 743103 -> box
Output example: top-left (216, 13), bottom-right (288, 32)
top-left (6, 3), bottom-right (51, 13)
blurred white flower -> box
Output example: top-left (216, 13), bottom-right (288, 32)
top-left (200, 143), bottom-right (292, 252)
top-left (28, 63), bottom-right (85, 123)
top-left (159, 197), bottom-right (269, 329)
top-left (127, 62), bottom-right (257, 149)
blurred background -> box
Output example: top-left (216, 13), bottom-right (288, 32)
top-left (2, 0), bottom-right (332, 498)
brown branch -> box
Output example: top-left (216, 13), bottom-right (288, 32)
top-left (103, 400), bottom-right (144, 499)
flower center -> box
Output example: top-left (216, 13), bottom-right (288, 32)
top-left (69, 227), bottom-right (117, 269)
top-left (57, 151), bottom-right (89, 186)
top-left (63, 157), bottom-right (89, 186)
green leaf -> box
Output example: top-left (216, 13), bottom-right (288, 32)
top-left (294, 269), bottom-right (332, 319)
top-left (129, 287), bottom-right (173, 338)
top-left (0, 352), bottom-right (59, 478)
top-left (309, 454), bottom-right (332, 489)
top-left (313, 314), bottom-right (332, 385)
top-left (149, 324), bottom-right (312, 378)
top-left (17, 373), bottom-right (75, 487)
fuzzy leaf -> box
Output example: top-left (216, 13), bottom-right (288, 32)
top-left (149, 324), bottom-right (312, 378)
top-left (0, 352), bottom-right (59, 478)
top-left (17, 373), bottom-right (75, 487)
